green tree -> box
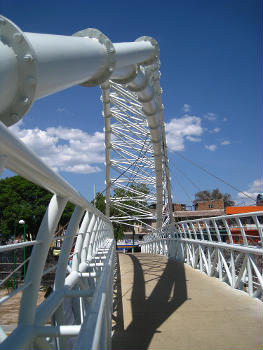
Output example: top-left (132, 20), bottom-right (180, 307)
top-left (92, 192), bottom-right (106, 214)
top-left (256, 194), bottom-right (263, 206)
top-left (0, 176), bottom-right (74, 240)
top-left (92, 184), bottom-right (150, 241)
top-left (193, 188), bottom-right (235, 207)
top-left (92, 191), bottom-right (125, 241)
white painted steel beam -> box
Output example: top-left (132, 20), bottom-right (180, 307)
top-left (0, 16), bottom-right (157, 126)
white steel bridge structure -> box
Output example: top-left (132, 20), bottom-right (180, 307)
top-left (0, 16), bottom-right (262, 350)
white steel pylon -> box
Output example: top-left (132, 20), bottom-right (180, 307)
top-left (101, 44), bottom-right (173, 230)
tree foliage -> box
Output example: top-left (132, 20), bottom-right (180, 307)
top-left (256, 194), bottom-right (263, 206)
top-left (92, 184), bottom-right (150, 241)
top-left (0, 176), bottom-right (74, 240)
top-left (193, 188), bottom-right (235, 207)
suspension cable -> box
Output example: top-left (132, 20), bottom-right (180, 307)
top-left (171, 149), bottom-right (257, 203)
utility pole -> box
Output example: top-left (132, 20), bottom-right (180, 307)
top-left (19, 220), bottom-right (26, 279)
top-left (132, 227), bottom-right (135, 254)
top-left (93, 184), bottom-right (96, 207)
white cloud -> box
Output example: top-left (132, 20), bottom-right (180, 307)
top-left (9, 122), bottom-right (105, 174)
top-left (237, 178), bottom-right (263, 204)
top-left (223, 117), bottom-right (228, 122)
top-left (165, 115), bottom-right (203, 151)
top-left (57, 107), bottom-right (65, 113)
top-left (204, 112), bottom-right (216, 121)
top-left (209, 127), bottom-right (221, 134)
top-left (182, 104), bottom-right (191, 113)
top-left (221, 140), bottom-right (230, 145)
top-left (205, 144), bottom-right (217, 151)
top-left (186, 136), bottom-right (201, 142)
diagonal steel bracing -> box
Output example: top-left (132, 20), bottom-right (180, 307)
top-left (101, 67), bottom-right (173, 230)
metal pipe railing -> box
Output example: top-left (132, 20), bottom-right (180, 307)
top-left (0, 99), bottom-right (114, 350)
top-left (142, 212), bottom-right (263, 298)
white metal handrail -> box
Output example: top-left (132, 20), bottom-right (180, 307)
top-left (142, 212), bottom-right (263, 298)
top-left (0, 121), bottom-right (115, 349)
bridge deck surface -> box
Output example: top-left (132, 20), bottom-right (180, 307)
top-left (112, 253), bottom-right (262, 350)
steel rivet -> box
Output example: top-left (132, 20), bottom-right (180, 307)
top-left (24, 54), bottom-right (33, 63)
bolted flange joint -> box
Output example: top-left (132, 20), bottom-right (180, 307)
top-left (135, 36), bottom-right (160, 66)
top-left (73, 28), bottom-right (116, 87)
top-left (0, 16), bottom-right (37, 126)
top-left (111, 65), bottom-right (139, 85)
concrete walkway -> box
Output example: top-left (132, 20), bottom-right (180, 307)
top-left (112, 253), bottom-right (263, 350)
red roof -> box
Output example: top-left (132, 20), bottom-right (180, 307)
top-left (225, 206), bottom-right (263, 215)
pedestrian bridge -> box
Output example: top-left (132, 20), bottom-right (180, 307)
top-left (113, 253), bottom-right (262, 350)
top-left (0, 15), bottom-right (262, 350)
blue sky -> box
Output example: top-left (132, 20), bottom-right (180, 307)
top-left (1, 0), bottom-right (262, 206)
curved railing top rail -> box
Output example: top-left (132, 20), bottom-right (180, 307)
top-left (0, 122), bottom-right (110, 222)
top-left (174, 211), bottom-right (263, 224)
top-left (142, 211), bottom-right (263, 299)
top-left (0, 120), bottom-right (115, 349)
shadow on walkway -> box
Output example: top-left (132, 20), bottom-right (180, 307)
top-left (112, 254), bottom-right (188, 350)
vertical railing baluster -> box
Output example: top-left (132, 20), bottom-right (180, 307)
top-left (204, 221), bottom-right (212, 241)
top-left (19, 195), bottom-right (67, 325)
top-left (252, 215), bottom-right (263, 249)
top-left (72, 211), bottom-right (90, 272)
top-left (53, 206), bottom-right (85, 350)
top-left (81, 213), bottom-right (96, 263)
top-left (235, 217), bottom-right (248, 246)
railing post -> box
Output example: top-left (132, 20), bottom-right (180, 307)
top-left (72, 211), bottom-right (91, 272)
top-left (53, 206), bottom-right (85, 350)
top-left (81, 213), bottom-right (96, 263)
top-left (19, 195), bottom-right (67, 325)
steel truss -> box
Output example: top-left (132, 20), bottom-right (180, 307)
top-left (101, 64), bottom-right (173, 230)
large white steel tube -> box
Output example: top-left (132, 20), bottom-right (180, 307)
top-left (0, 16), bottom-right (157, 126)
top-left (101, 82), bottom-right (111, 218)
top-left (25, 37), bottom-right (155, 99)
top-left (25, 33), bottom-right (107, 99)
top-left (0, 42), bottom-right (18, 113)
top-left (123, 65), bottom-right (164, 228)
top-left (153, 74), bottom-right (174, 223)
top-left (113, 41), bottom-right (155, 69)
top-left (110, 65), bottom-right (137, 82)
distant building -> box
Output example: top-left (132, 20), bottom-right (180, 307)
top-left (172, 203), bottom-right (186, 211)
top-left (194, 198), bottom-right (224, 211)
top-left (173, 199), bottom-right (225, 221)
